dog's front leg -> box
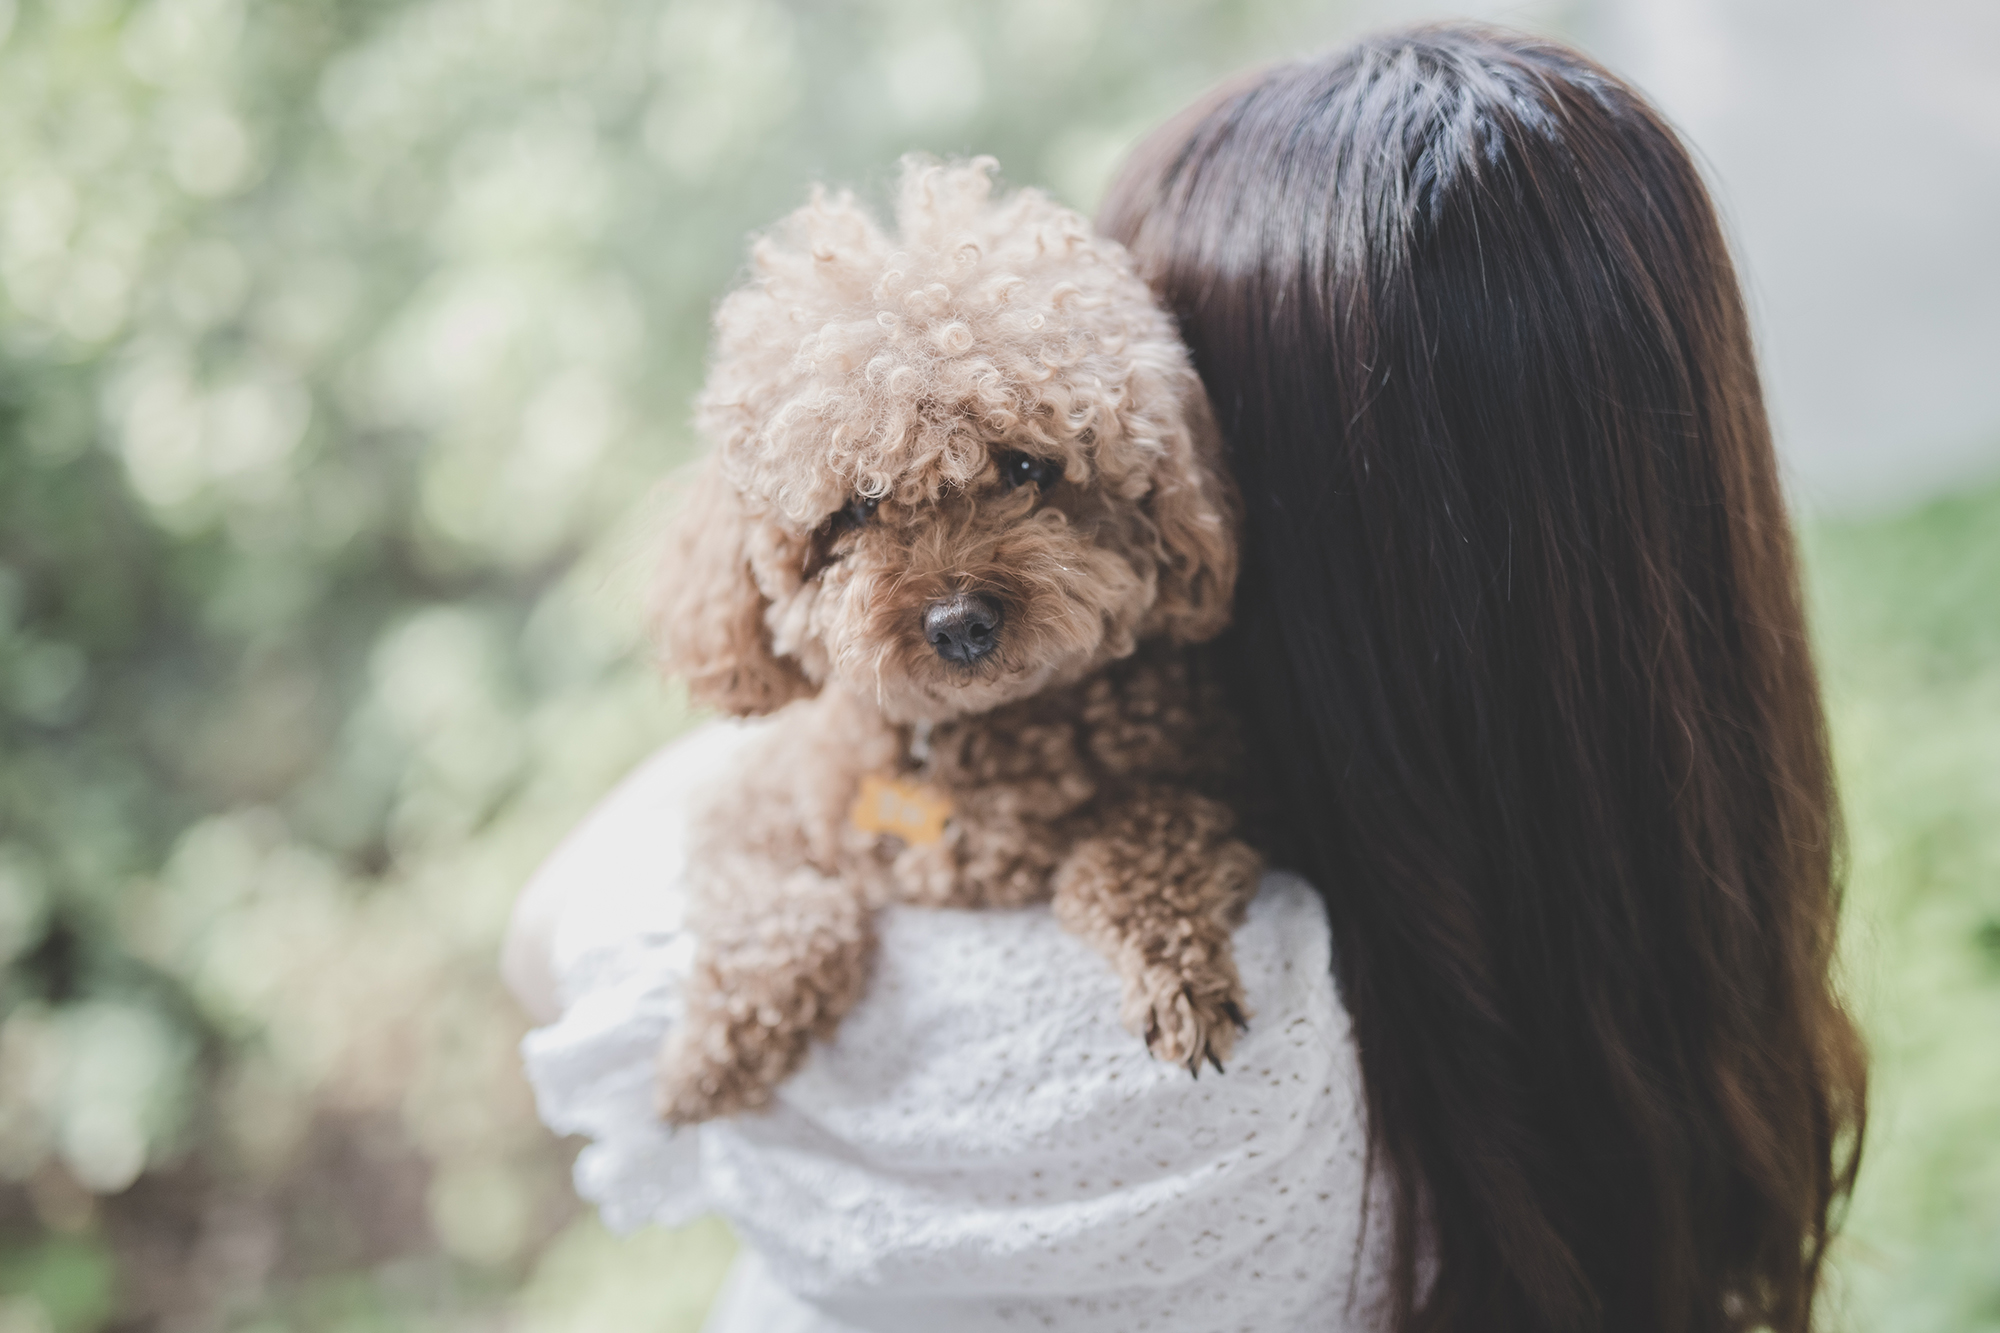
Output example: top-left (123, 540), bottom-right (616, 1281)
top-left (1052, 787), bottom-right (1263, 1074)
top-left (657, 855), bottom-right (874, 1124)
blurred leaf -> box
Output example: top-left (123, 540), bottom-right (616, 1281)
top-left (0, 1236), bottom-right (115, 1333)
top-left (512, 1215), bottom-right (736, 1333)
top-left (1810, 477), bottom-right (2000, 1333)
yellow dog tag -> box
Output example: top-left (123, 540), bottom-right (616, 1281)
top-left (849, 774), bottom-right (953, 846)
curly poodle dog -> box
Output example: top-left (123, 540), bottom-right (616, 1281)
top-left (654, 157), bottom-right (1262, 1124)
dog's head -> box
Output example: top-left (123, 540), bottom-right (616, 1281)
top-left (657, 157), bottom-right (1237, 724)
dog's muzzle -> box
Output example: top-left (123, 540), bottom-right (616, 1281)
top-left (924, 593), bottom-right (1003, 666)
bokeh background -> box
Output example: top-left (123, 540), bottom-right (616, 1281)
top-left (0, 0), bottom-right (1994, 1328)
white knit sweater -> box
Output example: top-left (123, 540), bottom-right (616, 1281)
top-left (517, 722), bottom-right (1395, 1333)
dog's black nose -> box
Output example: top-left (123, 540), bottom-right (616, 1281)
top-left (924, 593), bottom-right (1003, 665)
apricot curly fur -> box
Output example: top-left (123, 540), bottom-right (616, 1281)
top-left (654, 158), bottom-right (1261, 1125)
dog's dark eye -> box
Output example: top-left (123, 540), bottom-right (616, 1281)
top-left (826, 494), bottom-right (878, 536)
top-left (998, 452), bottom-right (1055, 491)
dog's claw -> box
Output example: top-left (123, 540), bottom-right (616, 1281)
top-left (1139, 978), bottom-right (1251, 1077)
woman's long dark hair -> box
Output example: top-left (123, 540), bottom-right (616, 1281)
top-left (1101, 27), bottom-right (1866, 1333)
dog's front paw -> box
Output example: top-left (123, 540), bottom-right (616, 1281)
top-left (1125, 970), bottom-right (1251, 1076)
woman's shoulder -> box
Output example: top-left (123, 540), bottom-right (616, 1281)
top-left (710, 871), bottom-right (1384, 1330)
top-left (750, 867), bottom-right (1354, 1177)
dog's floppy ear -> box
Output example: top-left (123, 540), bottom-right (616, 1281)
top-left (1144, 386), bottom-right (1241, 644)
top-left (653, 457), bottom-right (817, 716)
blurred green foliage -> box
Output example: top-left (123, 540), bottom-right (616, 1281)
top-left (1807, 482), bottom-right (2000, 1333)
top-left (0, 0), bottom-right (1992, 1327)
